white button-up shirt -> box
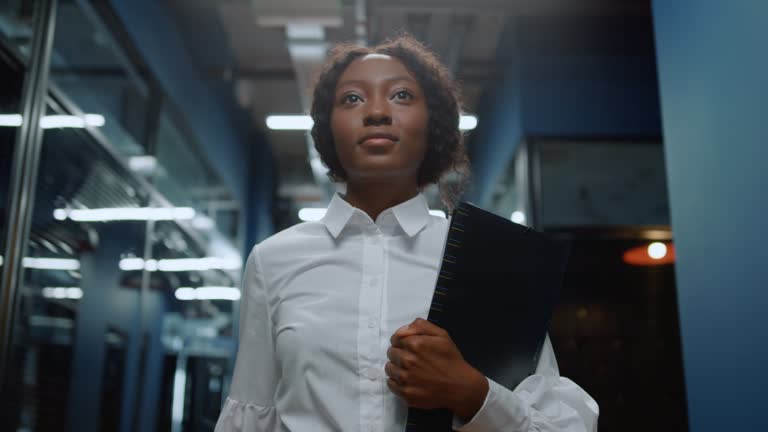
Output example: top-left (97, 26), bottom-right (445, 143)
top-left (215, 192), bottom-right (599, 431)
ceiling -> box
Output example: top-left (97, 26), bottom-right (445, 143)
top-left (163, 0), bottom-right (652, 208)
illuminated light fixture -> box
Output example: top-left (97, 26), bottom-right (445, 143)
top-left (42, 286), bottom-right (83, 300)
top-left (0, 114), bottom-right (23, 127)
top-left (511, 211), bottom-right (526, 225)
top-left (174, 286), bottom-right (241, 301)
top-left (54, 207), bottom-right (196, 222)
top-left (647, 242), bottom-right (667, 260)
top-left (429, 210), bottom-right (446, 219)
top-left (128, 155), bottom-right (158, 173)
top-left (119, 257), bottom-right (243, 272)
top-left (458, 115), bottom-right (478, 130)
top-left (40, 114), bottom-right (105, 129)
top-left (119, 257), bottom-right (145, 271)
top-left (298, 207), bottom-right (326, 222)
top-left (623, 242), bottom-right (676, 266)
top-left (0, 113), bottom-right (106, 128)
top-left (191, 215), bottom-right (215, 230)
top-left (266, 115), bottom-right (314, 130)
top-left (266, 115), bottom-right (478, 131)
top-left (22, 257), bottom-right (81, 271)
top-left (299, 207), bottom-right (446, 222)
top-left (171, 361), bottom-right (187, 425)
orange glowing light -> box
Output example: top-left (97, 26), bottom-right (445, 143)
top-left (622, 242), bottom-right (676, 266)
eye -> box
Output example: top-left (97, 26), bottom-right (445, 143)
top-left (341, 93), bottom-right (363, 104)
top-left (393, 90), bottom-right (414, 100)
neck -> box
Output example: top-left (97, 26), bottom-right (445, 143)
top-left (344, 178), bottom-right (419, 221)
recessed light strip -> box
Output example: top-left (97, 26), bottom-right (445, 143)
top-left (53, 207), bottom-right (196, 222)
top-left (266, 114), bottom-right (478, 131)
top-left (174, 286), bottom-right (241, 301)
top-left (0, 113), bottom-right (105, 128)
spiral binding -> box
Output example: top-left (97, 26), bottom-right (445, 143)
top-left (404, 202), bottom-right (472, 432)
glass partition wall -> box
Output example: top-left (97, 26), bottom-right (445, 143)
top-left (0, 2), bottom-right (243, 431)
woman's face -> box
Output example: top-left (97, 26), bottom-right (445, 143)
top-left (330, 54), bottom-right (429, 185)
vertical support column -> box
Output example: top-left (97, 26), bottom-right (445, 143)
top-left (119, 219), bottom-right (153, 432)
top-left (653, 2), bottom-right (768, 430)
top-left (66, 224), bottom-right (125, 432)
top-left (0, 0), bottom-right (58, 390)
top-left (137, 290), bottom-right (167, 432)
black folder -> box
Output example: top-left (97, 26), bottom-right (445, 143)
top-left (404, 202), bottom-right (570, 431)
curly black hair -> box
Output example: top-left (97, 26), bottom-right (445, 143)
top-left (310, 34), bottom-right (470, 210)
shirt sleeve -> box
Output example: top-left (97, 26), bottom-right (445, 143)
top-left (215, 245), bottom-right (281, 432)
top-left (452, 334), bottom-right (599, 432)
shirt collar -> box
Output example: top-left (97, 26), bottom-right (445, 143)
top-left (322, 192), bottom-right (431, 239)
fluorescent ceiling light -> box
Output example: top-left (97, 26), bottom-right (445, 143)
top-left (39, 114), bottom-right (106, 129)
top-left (299, 208), bottom-right (447, 221)
top-left (174, 286), bottom-right (241, 301)
top-left (119, 257), bottom-right (243, 272)
top-left (128, 155), bottom-right (158, 173)
top-left (1, 113), bottom-right (106, 128)
top-left (458, 115), bottom-right (477, 130)
top-left (191, 215), bottom-right (215, 230)
top-left (511, 211), bottom-right (526, 225)
top-left (42, 286), bottom-right (83, 300)
top-left (286, 23), bottom-right (325, 39)
top-left (298, 207), bottom-right (326, 222)
top-left (22, 257), bottom-right (81, 271)
top-left (266, 115), bottom-right (478, 131)
top-left (0, 114), bottom-right (23, 127)
top-left (54, 207), bottom-right (196, 222)
top-left (266, 115), bottom-right (314, 130)
top-left (1, 255), bottom-right (81, 270)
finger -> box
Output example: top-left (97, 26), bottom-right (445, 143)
top-left (394, 318), bottom-right (446, 339)
top-left (386, 377), bottom-right (404, 396)
top-left (410, 317), bottom-right (448, 336)
top-left (384, 361), bottom-right (402, 384)
top-left (401, 335), bottom-right (425, 353)
top-left (387, 346), bottom-right (405, 366)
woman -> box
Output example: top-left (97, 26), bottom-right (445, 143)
top-left (215, 35), bottom-right (599, 431)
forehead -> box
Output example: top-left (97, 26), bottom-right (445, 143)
top-left (336, 54), bottom-right (417, 86)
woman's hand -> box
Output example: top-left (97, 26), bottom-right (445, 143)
top-left (385, 318), bottom-right (489, 421)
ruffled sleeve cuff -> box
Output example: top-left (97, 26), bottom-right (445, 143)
top-left (452, 375), bottom-right (599, 432)
top-left (452, 378), bottom-right (530, 431)
top-left (214, 397), bottom-right (279, 432)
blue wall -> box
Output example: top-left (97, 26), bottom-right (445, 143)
top-left (467, 17), bottom-right (662, 206)
top-left (653, 2), bottom-right (768, 430)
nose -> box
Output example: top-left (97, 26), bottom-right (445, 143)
top-left (363, 96), bottom-right (392, 126)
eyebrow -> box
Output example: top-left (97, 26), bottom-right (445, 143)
top-left (336, 75), bottom-right (418, 89)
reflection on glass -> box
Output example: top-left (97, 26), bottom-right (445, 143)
top-left (153, 106), bottom-right (241, 242)
top-left (2, 101), bottom-right (150, 430)
top-left (2, 1), bottom-right (245, 429)
top-left (0, 1), bottom-right (35, 59)
top-left (150, 220), bottom-right (236, 430)
top-left (49, 1), bottom-right (149, 157)
top-left (0, 40), bottom-right (25, 256)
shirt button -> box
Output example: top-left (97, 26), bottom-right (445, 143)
top-left (366, 368), bottom-right (378, 380)
top-left (368, 317), bottom-right (377, 328)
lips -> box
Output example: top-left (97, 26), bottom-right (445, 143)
top-left (358, 132), bottom-right (398, 145)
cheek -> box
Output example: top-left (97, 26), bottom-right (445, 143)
top-left (406, 112), bottom-right (430, 159)
top-left (331, 111), bottom-right (356, 146)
